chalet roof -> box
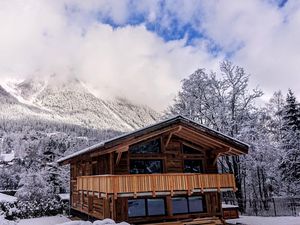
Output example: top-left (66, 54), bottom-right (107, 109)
top-left (57, 115), bottom-right (249, 165)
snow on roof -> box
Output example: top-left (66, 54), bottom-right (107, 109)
top-left (57, 115), bottom-right (249, 164)
top-left (0, 152), bottom-right (15, 162)
top-left (0, 193), bottom-right (17, 203)
top-left (222, 203), bottom-right (239, 208)
top-left (58, 193), bottom-right (70, 201)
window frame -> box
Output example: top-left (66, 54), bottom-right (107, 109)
top-left (128, 198), bottom-right (166, 218)
top-left (129, 138), bottom-right (162, 154)
top-left (183, 159), bottom-right (204, 173)
top-left (172, 195), bottom-right (206, 215)
top-left (130, 159), bottom-right (163, 174)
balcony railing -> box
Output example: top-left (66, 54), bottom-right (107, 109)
top-left (76, 173), bottom-right (236, 198)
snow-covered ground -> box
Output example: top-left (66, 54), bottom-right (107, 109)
top-left (0, 193), bottom-right (17, 203)
top-left (227, 216), bottom-right (300, 225)
top-left (17, 215), bottom-right (71, 225)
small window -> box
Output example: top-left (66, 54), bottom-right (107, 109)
top-left (147, 199), bottom-right (166, 216)
top-left (172, 197), bottom-right (188, 214)
top-left (130, 160), bottom-right (163, 174)
top-left (129, 139), bottom-right (161, 154)
top-left (183, 145), bottom-right (202, 154)
top-left (128, 199), bottom-right (146, 217)
top-left (184, 160), bottom-right (203, 173)
top-left (188, 196), bottom-right (204, 213)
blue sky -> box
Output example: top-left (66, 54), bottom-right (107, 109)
top-left (1, 0), bottom-right (300, 110)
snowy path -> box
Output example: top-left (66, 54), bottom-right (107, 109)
top-left (227, 216), bottom-right (300, 225)
top-left (18, 215), bottom-right (71, 225)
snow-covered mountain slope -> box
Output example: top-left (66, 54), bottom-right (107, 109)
top-left (0, 75), bottom-right (160, 132)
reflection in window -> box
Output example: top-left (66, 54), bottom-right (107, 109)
top-left (130, 160), bottom-right (162, 174)
top-left (172, 196), bottom-right (205, 214)
top-left (184, 160), bottom-right (203, 173)
top-left (128, 199), bottom-right (146, 217)
top-left (147, 199), bottom-right (165, 216)
top-left (128, 198), bottom-right (165, 217)
top-left (188, 196), bottom-right (204, 213)
top-left (129, 139), bottom-right (161, 154)
top-left (172, 197), bottom-right (188, 214)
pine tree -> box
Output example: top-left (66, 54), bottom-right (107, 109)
top-left (279, 89), bottom-right (300, 195)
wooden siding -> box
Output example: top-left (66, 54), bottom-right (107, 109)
top-left (76, 173), bottom-right (236, 197)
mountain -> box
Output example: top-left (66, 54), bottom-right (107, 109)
top-left (0, 75), bottom-right (160, 159)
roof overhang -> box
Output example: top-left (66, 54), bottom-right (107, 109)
top-left (57, 115), bottom-right (249, 165)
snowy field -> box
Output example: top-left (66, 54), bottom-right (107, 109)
top-left (227, 216), bottom-right (300, 225)
top-left (18, 216), bottom-right (71, 225)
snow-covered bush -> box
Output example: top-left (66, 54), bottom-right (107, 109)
top-left (59, 219), bottom-right (129, 225)
top-left (0, 197), bottom-right (67, 220)
top-left (16, 170), bottom-right (52, 202)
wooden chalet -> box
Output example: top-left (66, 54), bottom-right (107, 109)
top-left (57, 115), bottom-right (248, 224)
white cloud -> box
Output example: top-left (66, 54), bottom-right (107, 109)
top-left (0, 0), bottom-right (219, 111)
top-left (1, 0), bottom-right (300, 111)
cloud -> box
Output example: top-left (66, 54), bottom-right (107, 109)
top-left (1, 0), bottom-right (300, 111)
top-left (0, 0), bottom-right (220, 111)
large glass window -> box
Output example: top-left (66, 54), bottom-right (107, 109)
top-left (172, 196), bottom-right (205, 214)
top-left (172, 197), bottom-right (188, 214)
top-left (129, 138), bottom-right (161, 154)
top-left (128, 198), bottom-right (165, 217)
top-left (188, 196), bottom-right (204, 213)
top-left (147, 199), bottom-right (165, 216)
top-left (184, 160), bottom-right (203, 173)
top-left (128, 199), bottom-right (146, 217)
top-left (130, 160), bottom-right (162, 174)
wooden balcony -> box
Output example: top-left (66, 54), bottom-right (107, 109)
top-left (77, 173), bottom-right (236, 198)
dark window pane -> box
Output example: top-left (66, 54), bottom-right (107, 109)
top-left (172, 197), bottom-right (188, 214)
top-left (129, 139), bottom-right (161, 154)
top-left (183, 145), bottom-right (202, 154)
top-left (130, 160), bottom-right (162, 174)
top-left (184, 160), bottom-right (203, 173)
top-left (130, 160), bottom-right (145, 174)
top-left (147, 199), bottom-right (165, 216)
top-left (145, 160), bottom-right (162, 173)
top-left (188, 196), bottom-right (204, 213)
top-left (128, 199), bottom-right (146, 217)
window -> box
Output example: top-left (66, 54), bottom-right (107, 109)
top-left (183, 145), bottom-right (202, 154)
top-left (129, 138), bottom-right (161, 154)
top-left (172, 197), bottom-right (188, 214)
top-left (130, 160), bottom-right (163, 174)
top-left (188, 196), bottom-right (204, 213)
top-left (147, 199), bottom-right (165, 216)
top-left (172, 196), bottom-right (205, 214)
top-left (128, 199), bottom-right (146, 217)
top-left (128, 198), bottom-right (166, 217)
top-left (184, 160), bottom-right (203, 173)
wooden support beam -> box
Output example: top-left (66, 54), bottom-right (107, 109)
top-left (164, 126), bottom-right (182, 148)
top-left (115, 151), bottom-right (123, 166)
top-left (90, 125), bottom-right (181, 157)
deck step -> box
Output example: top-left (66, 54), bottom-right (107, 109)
top-left (144, 217), bottom-right (224, 225)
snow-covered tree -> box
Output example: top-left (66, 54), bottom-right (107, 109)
top-left (279, 90), bottom-right (300, 195)
top-left (168, 61), bottom-right (263, 205)
top-left (15, 170), bottom-right (52, 202)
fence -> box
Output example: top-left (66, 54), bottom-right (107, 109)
top-left (223, 197), bottom-right (300, 217)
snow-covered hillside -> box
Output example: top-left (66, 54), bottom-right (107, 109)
top-left (0, 75), bottom-right (160, 161)
top-left (0, 75), bottom-right (160, 131)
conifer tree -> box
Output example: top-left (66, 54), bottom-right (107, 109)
top-left (279, 89), bottom-right (300, 195)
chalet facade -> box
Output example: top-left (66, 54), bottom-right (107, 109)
top-left (58, 116), bottom-right (248, 224)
